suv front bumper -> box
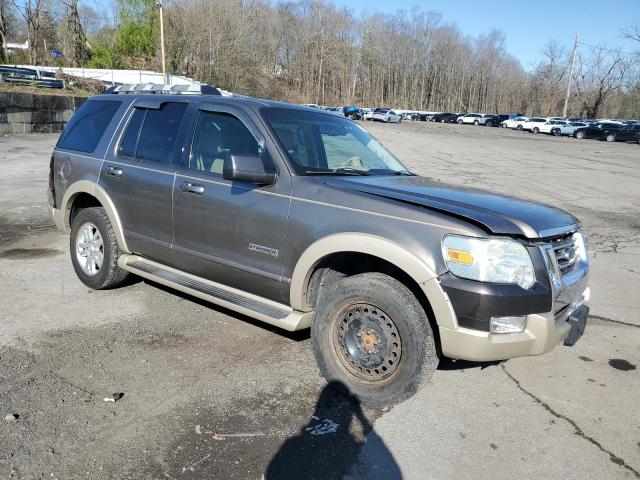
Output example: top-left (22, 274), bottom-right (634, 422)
top-left (438, 292), bottom-right (589, 362)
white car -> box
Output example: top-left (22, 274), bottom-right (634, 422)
top-left (458, 113), bottom-right (494, 125)
top-left (371, 108), bottom-right (402, 123)
top-left (501, 116), bottom-right (528, 129)
top-left (539, 120), bottom-right (569, 134)
top-left (362, 109), bottom-right (374, 121)
top-left (524, 117), bottom-right (551, 133)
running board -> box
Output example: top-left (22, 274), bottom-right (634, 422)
top-left (118, 255), bottom-right (312, 331)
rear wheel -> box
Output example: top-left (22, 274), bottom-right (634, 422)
top-left (605, 133), bottom-right (616, 142)
top-left (311, 272), bottom-right (438, 406)
top-left (501, 123), bottom-right (507, 128)
top-left (473, 120), bottom-right (479, 125)
top-left (486, 121), bottom-right (493, 127)
top-left (552, 128), bottom-right (561, 136)
top-left (517, 124), bottom-right (523, 131)
top-left (532, 127), bottom-right (540, 134)
top-left (575, 130), bottom-right (585, 139)
top-left (70, 207), bottom-right (130, 290)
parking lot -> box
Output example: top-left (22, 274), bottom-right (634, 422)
top-left (1, 122), bottom-right (639, 480)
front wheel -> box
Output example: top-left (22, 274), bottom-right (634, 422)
top-left (532, 127), bottom-right (540, 134)
top-left (552, 128), bottom-right (561, 136)
top-left (517, 124), bottom-right (523, 131)
top-left (605, 134), bottom-right (616, 142)
top-left (70, 207), bottom-right (130, 290)
top-left (575, 130), bottom-right (585, 139)
top-left (311, 272), bottom-right (438, 406)
top-left (473, 120), bottom-right (479, 125)
top-left (501, 123), bottom-right (507, 128)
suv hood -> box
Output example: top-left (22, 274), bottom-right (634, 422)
top-left (326, 176), bottom-right (579, 239)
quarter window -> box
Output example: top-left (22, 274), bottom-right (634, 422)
top-left (189, 111), bottom-right (260, 175)
top-left (58, 100), bottom-right (120, 153)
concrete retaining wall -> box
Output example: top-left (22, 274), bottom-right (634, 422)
top-left (0, 92), bottom-right (87, 134)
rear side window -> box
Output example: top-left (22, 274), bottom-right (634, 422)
top-left (58, 100), bottom-right (120, 153)
top-left (118, 102), bottom-right (187, 164)
top-left (137, 102), bottom-right (187, 163)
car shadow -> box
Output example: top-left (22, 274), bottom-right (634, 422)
top-left (264, 380), bottom-right (402, 480)
top-left (140, 278), bottom-right (312, 342)
top-left (438, 358), bottom-right (503, 371)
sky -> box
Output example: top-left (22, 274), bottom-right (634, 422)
top-left (332, 0), bottom-right (640, 70)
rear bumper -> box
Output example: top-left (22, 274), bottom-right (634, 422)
top-left (50, 206), bottom-right (65, 231)
top-left (439, 287), bottom-right (590, 362)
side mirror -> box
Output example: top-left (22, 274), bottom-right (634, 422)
top-left (223, 153), bottom-right (276, 185)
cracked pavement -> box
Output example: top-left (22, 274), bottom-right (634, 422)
top-left (1, 125), bottom-right (639, 479)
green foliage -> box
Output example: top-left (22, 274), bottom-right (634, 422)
top-left (114, 0), bottom-right (157, 60)
top-left (86, 43), bottom-right (126, 69)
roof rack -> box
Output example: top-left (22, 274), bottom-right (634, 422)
top-left (104, 83), bottom-right (221, 96)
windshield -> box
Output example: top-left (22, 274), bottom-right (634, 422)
top-left (262, 107), bottom-right (410, 176)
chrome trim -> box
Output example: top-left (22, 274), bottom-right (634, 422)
top-left (538, 223), bottom-right (580, 239)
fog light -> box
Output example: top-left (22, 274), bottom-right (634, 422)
top-left (490, 316), bottom-right (527, 334)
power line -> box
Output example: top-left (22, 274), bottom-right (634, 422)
top-left (577, 41), bottom-right (638, 56)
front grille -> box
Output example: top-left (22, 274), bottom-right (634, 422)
top-left (550, 235), bottom-right (578, 276)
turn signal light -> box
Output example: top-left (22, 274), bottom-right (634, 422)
top-left (447, 248), bottom-right (473, 265)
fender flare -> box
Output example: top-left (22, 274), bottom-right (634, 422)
top-left (59, 180), bottom-right (130, 253)
top-left (289, 233), bottom-right (457, 328)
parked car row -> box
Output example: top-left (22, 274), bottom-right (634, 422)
top-left (500, 116), bottom-right (640, 143)
top-left (300, 103), bottom-right (640, 142)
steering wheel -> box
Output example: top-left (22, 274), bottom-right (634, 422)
top-left (334, 156), bottom-right (363, 169)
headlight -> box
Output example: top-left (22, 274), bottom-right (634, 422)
top-left (573, 232), bottom-right (588, 266)
top-left (442, 235), bottom-right (536, 289)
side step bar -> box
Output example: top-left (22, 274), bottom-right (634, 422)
top-left (118, 255), bottom-right (312, 331)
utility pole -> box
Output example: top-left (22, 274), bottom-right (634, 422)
top-left (562, 33), bottom-right (578, 118)
top-left (156, 1), bottom-right (167, 84)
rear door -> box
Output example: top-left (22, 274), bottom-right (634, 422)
top-left (171, 103), bottom-right (291, 302)
top-left (100, 99), bottom-right (190, 263)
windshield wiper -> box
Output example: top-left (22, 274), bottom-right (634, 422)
top-left (304, 168), bottom-right (371, 176)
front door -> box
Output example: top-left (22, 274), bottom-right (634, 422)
top-left (172, 104), bottom-right (291, 302)
top-left (100, 100), bottom-right (189, 263)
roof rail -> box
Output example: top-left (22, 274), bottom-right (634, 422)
top-left (104, 83), bottom-right (221, 96)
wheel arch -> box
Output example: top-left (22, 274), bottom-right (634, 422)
top-left (60, 180), bottom-right (130, 253)
top-left (290, 233), bottom-right (457, 330)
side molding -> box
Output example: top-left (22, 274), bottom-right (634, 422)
top-left (289, 233), bottom-right (458, 328)
top-left (59, 180), bottom-right (130, 253)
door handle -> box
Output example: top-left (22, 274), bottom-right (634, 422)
top-left (105, 166), bottom-right (123, 177)
top-left (181, 182), bottom-right (205, 195)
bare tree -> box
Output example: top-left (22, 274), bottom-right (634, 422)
top-left (574, 47), bottom-right (631, 118)
top-left (0, 0), bottom-right (9, 62)
top-left (12, 0), bottom-right (45, 64)
top-left (62, 0), bottom-right (89, 67)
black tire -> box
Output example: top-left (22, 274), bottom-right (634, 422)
top-left (486, 121), bottom-right (493, 127)
top-left (552, 128), bottom-right (561, 136)
top-left (532, 127), bottom-right (540, 134)
top-left (501, 123), bottom-right (507, 128)
top-left (575, 130), bottom-right (585, 139)
top-left (473, 120), bottom-right (479, 125)
top-left (605, 133), bottom-right (616, 142)
top-left (457, 119), bottom-right (463, 124)
top-left (516, 124), bottom-right (523, 131)
top-left (311, 272), bottom-right (438, 406)
top-left (70, 207), bottom-right (130, 290)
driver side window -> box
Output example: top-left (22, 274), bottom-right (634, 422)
top-left (189, 111), bottom-right (260, 175)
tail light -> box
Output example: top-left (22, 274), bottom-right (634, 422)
top-left (48, 154), bottom-right (56, 208)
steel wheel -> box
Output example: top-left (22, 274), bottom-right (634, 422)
top-left (75, 222), bottom-right (104, 276)
top-left (332, 303), bottom-right (402, 382)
